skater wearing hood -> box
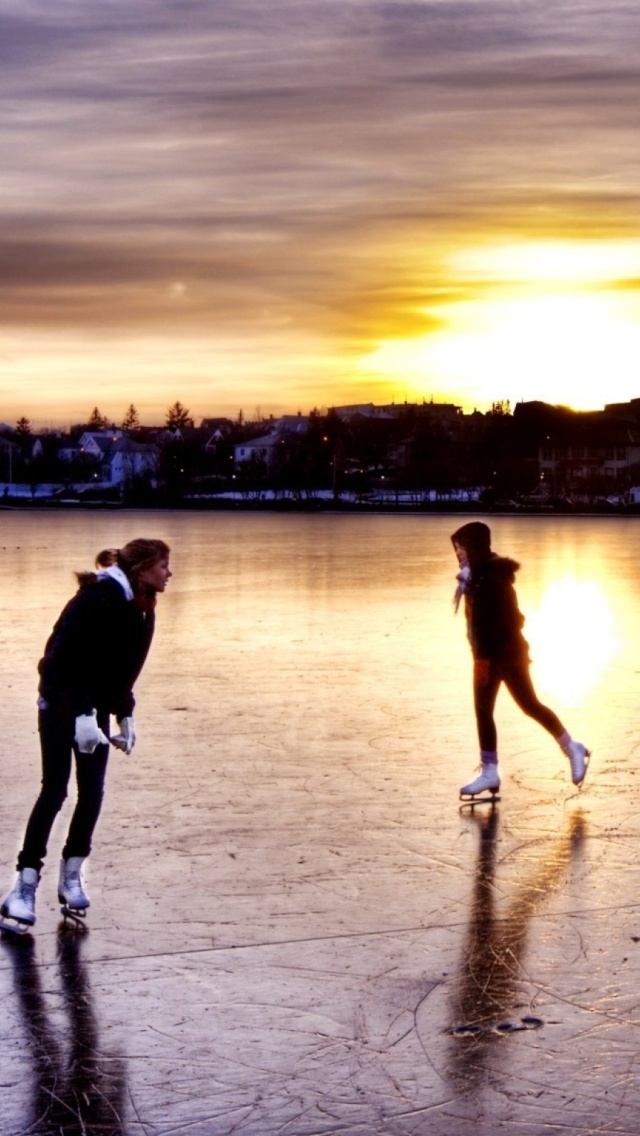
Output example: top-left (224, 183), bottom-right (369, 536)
top-left (0, 538), bottom-right (171, 934)
top-left (452, 522), bottom-right (589, 800)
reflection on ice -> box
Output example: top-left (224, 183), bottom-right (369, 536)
top-left (448, 808), bottom-right (587, 1089)
top-left (1, 928), bottom-right (127, 1135)
top-left (1, 512), bottom-right (639, 1135)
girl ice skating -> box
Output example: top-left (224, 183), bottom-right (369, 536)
top-left (0, 538), bottom-right (171, 934)
top-left (451, 521), bottom-right (589, 802)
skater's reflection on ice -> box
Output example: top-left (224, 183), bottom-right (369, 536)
top-left (1, 927), bottom-right (127, 1135)
top-left (447, 806), bottom-right (586, 1089)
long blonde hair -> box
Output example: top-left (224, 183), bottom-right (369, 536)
top-left (95, 538), bottom-right (170, 587)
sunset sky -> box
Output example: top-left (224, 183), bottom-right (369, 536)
top-left (3, 0), bottom-right (640, 428)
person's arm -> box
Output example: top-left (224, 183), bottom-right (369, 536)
top-left (468, 573), bottom-right (501, 659)
top-left (110, 606), bottom-right (156, 723)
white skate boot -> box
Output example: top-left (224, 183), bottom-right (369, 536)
top-left (460, 763), bottom-right (501, 804)
top-left (0, 868), bottom-right (39, 934)
top-left (58, 857), bottom-right (90, 927)
top-left (564, 741), bottom-right (590, 787)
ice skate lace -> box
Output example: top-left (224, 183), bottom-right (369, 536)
top-left (464, 764), bottom-right (483, 781)
top-left (461, 766), bottom-right (483, 791)
top-left (65, 871), bottom-right (87, 901)
top-left (463, 764), bottom-right (499, 790)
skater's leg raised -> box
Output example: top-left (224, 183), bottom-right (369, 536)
top-left (503, 664), bottom-right (590, 785)
top-left (502, 662), bottom-right (564, 737)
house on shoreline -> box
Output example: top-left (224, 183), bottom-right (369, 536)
top-left (3, 399), bottom-right (640, 506)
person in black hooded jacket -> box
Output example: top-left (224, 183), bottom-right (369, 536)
top-left (451, 522), bottom-right (589, 799)
top-left (0, 538), bottom-right (171, 934)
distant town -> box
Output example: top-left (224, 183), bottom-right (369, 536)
top-left (3, 396), bottom-right (640, 511)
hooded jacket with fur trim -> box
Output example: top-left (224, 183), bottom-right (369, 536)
top-left (460, 554), bottom-right (529, 662)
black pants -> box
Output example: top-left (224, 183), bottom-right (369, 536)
top-left (17, 707), bottom-right (110, 873)
top-left (474, 657), bottom-right (564, 754)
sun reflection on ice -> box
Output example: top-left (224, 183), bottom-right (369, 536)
top-left (525, 575), bottom-right (617, 708)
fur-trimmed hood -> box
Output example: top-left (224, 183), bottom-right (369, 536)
top-left (475, 554), bottom-right (521, 582)
top-left (454, 546), bottom-right (528, 661)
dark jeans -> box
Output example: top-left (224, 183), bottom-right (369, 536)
top-left (17, 707), bottom-right (110, 873)
top-left (474, 657), bottom-right (564, 754)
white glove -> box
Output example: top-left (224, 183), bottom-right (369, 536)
top-left (75, 711), bottom-right (110, 754)
top-left (111, 716), bottom-right (136, 755)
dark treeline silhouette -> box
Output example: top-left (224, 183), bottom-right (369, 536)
top-left (3, 397), bottom-right (640, 510)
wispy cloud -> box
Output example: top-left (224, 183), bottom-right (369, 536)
top-left (2, 0), bottom-right (639, 421)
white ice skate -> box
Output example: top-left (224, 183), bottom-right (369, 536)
top-left (58, 857), bottom-right (90, 929)
top-left (459, 764), bottom-right (501, 806)
top-left (564, 741), bottom-right (590, 787)
top-left (0, 868), bottom-right (39, 935)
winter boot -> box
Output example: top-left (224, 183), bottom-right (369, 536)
top-left (0, 868), bottom-right (39, 932)
top-left (563, 741), bottom-right (590, 787)
top-left (460, 762), bottom-right (501, 799)
top-left (58, 857), bottom-right (90, 911)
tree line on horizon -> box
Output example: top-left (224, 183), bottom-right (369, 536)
top-left (11, 398), bottom-right (515, 438)
top-left (13, 400), bottom-right (197, 437)
top-left (4, 397), bottom-right (640, 508)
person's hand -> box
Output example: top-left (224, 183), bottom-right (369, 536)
top-left (473, 658), bottom-right (491, 687)
top-left (75, 711), bottom-right (109, 754)
top-left (111, 716), bottom-right (136, 755)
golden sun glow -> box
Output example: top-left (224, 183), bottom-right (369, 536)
top-left (449, 239), bottom-right (640, 284)
top-left (358, 240), bottom-right (640, 411)
top-left (525, 576), bottom-right (617, 708)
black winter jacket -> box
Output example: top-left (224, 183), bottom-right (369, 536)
top-left (462, 555), bottom-right (529, 662)
top-left (38, 575), bottom-right (155, 720)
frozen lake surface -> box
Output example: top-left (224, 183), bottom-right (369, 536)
top-left (1, 510), bottom-right (640, 1135)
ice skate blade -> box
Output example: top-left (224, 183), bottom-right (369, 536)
top-left (459, 792), bottom-right (500, 810)
top-left (60, 904), bottom-right (89, 931)
top-left (0, 913), bottom-right (34, 936)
